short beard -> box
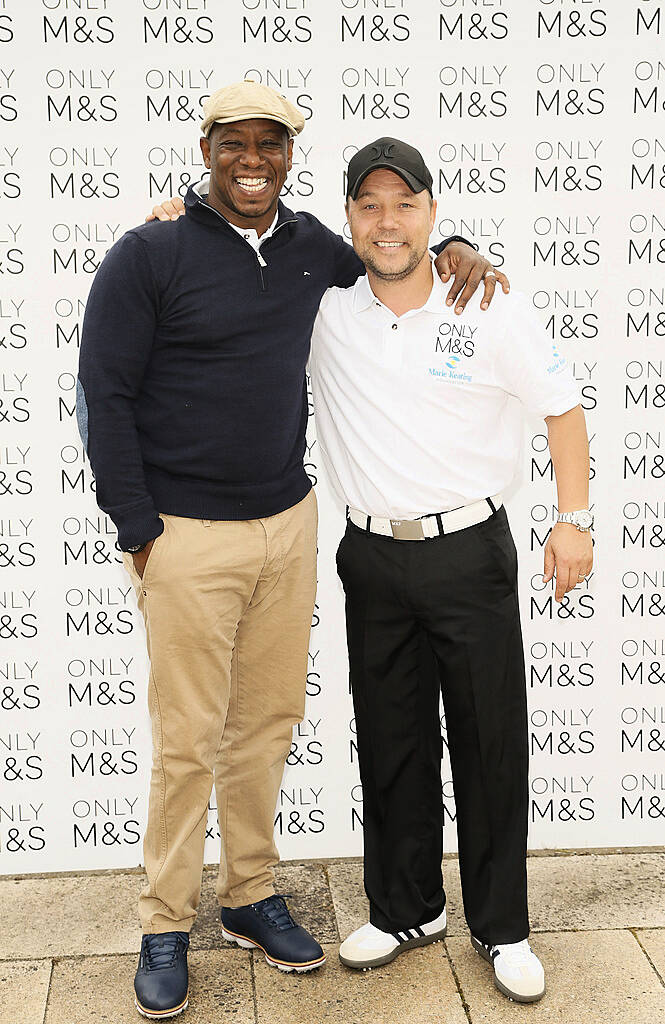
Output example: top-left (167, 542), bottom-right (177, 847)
top-left (359, 244), bottom-right (427, 282)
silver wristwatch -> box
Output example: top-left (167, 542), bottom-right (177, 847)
top-left (557, 509), bottom-right (594, 532)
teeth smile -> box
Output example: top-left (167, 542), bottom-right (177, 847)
top-left (375, 241), bottom-right (404, 248)
top-left (236, 177), bottom-right (268, 192)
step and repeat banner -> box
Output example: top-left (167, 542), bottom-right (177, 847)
top-left (1, 0), bottom-right (664, 873)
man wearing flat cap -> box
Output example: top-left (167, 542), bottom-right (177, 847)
top-left (77, 80), bottom-right (503, 1018)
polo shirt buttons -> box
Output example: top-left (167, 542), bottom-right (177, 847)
top-left (392, 323), bottom-right (398, 330)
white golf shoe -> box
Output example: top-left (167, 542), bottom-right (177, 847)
top-left (471, 935), bottom-right (545, 1002)
top-left (339, 907), bottom-right (447, 970)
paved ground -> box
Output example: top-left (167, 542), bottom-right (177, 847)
top-left (2, 851), bottom-right (664, 1024)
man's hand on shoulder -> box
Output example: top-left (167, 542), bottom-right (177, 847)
top-left (145, 196), bottom-right (186, 222)
top-left (434, 242), bottom-right (509, 314)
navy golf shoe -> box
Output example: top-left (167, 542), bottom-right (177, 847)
top-left (221, 894), bottom-right (325, 972)
top-left (134, 931), bottom-right (189, 1019)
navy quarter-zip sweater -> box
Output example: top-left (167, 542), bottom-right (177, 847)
top-left (77, 186), bottom-right (465, 549)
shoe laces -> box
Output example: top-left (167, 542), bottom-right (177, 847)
top-left (495, 939), bottom-right (532, 966)
top-left (143, 931), bottom-right (188, 971)
top-left (253, 894), bottom-right (296, 932)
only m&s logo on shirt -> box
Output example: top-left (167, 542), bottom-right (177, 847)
top-left (435, 322), bottom-right (478, 360)
top-left (432, 322), bottom-right (477, 379)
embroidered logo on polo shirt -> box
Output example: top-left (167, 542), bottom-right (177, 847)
top-left (547, 340), bottom-right (567, 374)
top-left (435, 322), bottom-right (477, 359)
top-left (428, 365), bottom-right (472, 383)
top-left (429, 322), bottom-right (477, 383)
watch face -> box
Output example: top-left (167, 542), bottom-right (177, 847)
top-left (577, 511), bottom-right (593, 529)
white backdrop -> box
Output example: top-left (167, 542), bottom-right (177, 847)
top-left (1, 0), bottom-right (664, 874)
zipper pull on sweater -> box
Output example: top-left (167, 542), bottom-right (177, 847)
top-left (257, 251), bottom-right (267, 268)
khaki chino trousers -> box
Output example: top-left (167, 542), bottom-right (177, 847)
top-left (123, 490), bottom-right (318, 934)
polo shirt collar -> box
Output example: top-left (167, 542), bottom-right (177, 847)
top-left (352, 257), bottom-right (443, 316)
top-left (423, 261), bottom-right (447, 312)
top-left (352, 273), bottom-right (377, 313)
top-left (227, 209), bottom-right (279, 247)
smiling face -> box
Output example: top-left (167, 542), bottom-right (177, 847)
top-left (346, 168), bottom-right (436, 282)
top-left (199, 118), bottom-right (293, 233)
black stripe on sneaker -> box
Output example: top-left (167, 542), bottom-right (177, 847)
top-left (393, 932), bottom-right (404, 944)
top-left (413, 926), bottom-right (425, 938)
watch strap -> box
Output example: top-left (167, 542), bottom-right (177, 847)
top-left (557, 510), bottom-right (593, 531)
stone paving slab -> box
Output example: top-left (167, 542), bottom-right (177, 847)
top-left (275, 860), bottom-right (339, 943)
top-left (324, 859), bottom-right (366, 940)
top-left (635, 929), bottom-right (665, 983)
top-left (44, 950), bottom-right (254, 1024)
top-left (254, 942), bottom-right (467, 1024)
top-left (189, 860), bottom-right (338, 950)
top-left (527, 853), bottom-right (665, 932)
top-left (0, 874), bottom-right (143, 959)
top-left (4, 851), bottom-right (665, 1024)
top-left (0, 958), bottom-right (52, 1024)
top-left (1, 859), bottom-right (340, 962)
top-left (327, 853), bottom-right (665, 941)
top-left (446, 929), bottom-right (665, 1024)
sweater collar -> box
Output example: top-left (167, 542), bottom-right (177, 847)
top-left (185, 183), bottom-right (296, 234)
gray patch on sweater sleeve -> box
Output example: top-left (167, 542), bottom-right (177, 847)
top-left (76, 377), bottom-right (89, 452)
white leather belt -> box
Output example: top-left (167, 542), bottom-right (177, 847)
top-left (347, 493), bottom-right (503, 540)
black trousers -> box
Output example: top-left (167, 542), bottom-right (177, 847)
top-left (336, 505), bottom-right (529, 946)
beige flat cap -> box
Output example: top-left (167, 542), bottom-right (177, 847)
top-left (201, 79), bottom-right (305, 138)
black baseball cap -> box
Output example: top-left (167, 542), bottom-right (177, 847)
top-left (346, 137), bottom-right (433, 200)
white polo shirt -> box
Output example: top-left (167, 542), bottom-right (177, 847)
top-left (308, 266), bottom-right (581, 519)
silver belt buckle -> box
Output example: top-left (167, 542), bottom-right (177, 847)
top-left (390, 518), bottom-right (425, 540)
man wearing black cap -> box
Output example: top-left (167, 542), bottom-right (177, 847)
top-left (307, 138), bottom-right (593, 1003)
top-left (79, 80), bottom-right (503, 1019)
